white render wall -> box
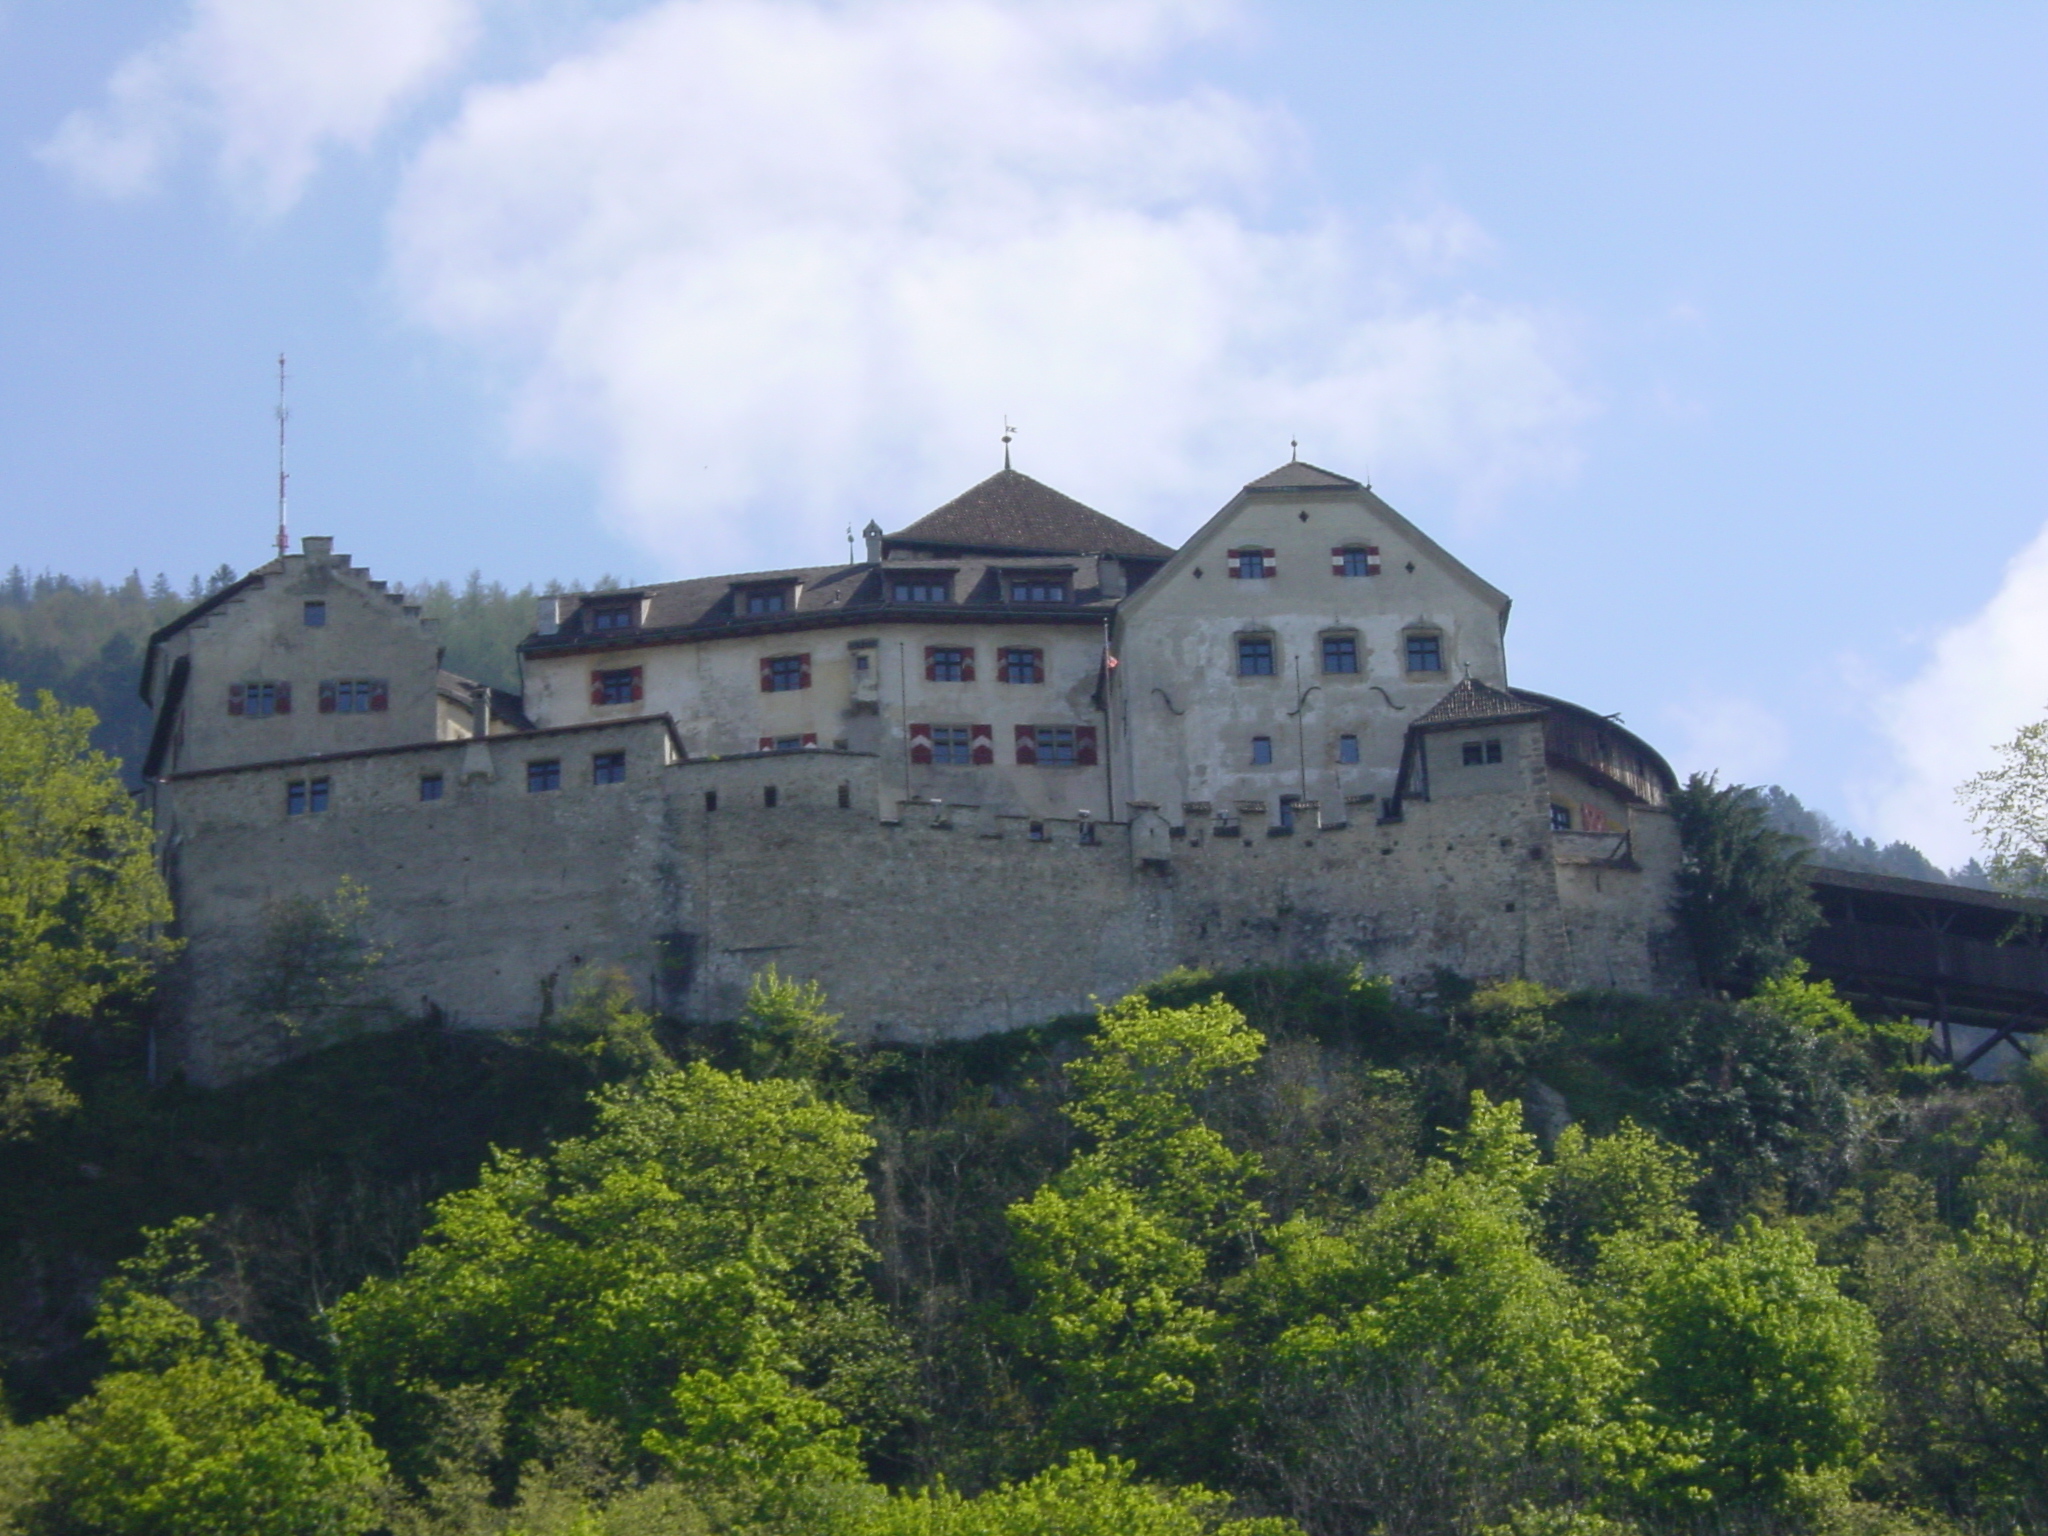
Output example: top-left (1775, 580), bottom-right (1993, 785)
top-left (1111, 484), bottom-right (1510, 820)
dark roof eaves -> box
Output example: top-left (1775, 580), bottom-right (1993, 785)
top-left (139, 570), bottom-right (270, 703)
top-left (520, 603), bottom-right (1119, 658)
top-left (159, 714), bottom-right (685, 783)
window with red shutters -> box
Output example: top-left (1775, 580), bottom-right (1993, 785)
top-left (801, 732), bottom-right (817, 748)
top-left (999, 647), bottom-right (1043, 684)
top-left (758, 736), bottom-right (773, 750)
top-left (1075, 725), bottom-right (1098, 766)
top-left (1332, 545), bottom-right (1381, 577)
top-left (971, 724), bottom-right (994, 765)
top-left (762, 655), bottom-right (809, 692)
top-left (228, 684), bottom-right (244, 716)
top-left (1013, 724), bottom-right (1038, 765)
top-left (909, 722), bottom-right (933, 765)
top-left (1229, 547), bottom-right (1276, 579)
top-left (593, 667), bottom-right (643, 706)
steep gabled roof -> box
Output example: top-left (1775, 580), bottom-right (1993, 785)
top-left (1242, 460), bottom-right (1362, 492)
top-left (887, 468), bottom-right (1171, 559)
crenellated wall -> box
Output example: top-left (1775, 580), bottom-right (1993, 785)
top-left (152, 710), bottom-right (1685, 1084)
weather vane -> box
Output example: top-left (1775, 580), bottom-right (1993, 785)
top-left (1002, 417), bottom-right (1016, 470)
top-left (275, 354), bottom-right (290, 559)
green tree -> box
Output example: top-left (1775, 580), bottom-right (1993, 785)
top-left (856, 1450), bottom-right (1296, 1536)
top-left (333, 1061), bottom-right (898, 1477)
top-left (0, 683), bottom-right (173, 1138)
top-left (1669, 773), bottom-right (1820, 991)
top-left (1005, 994), bottom-right (1266, 1465)
top-left (24, 1284), bottom-right (385, 1535)
top-left (1608, 1217), bottom-right (1879, 1511)
top-left (1958, 711), bottom-right (2048, 899)
top-left (234, 876), bottom-right (392, 1061)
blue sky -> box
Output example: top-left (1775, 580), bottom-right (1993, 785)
top-left (4, 1), bottom-right (2046, 865)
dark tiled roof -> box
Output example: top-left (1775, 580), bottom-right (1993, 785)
top-left (525, 555), bottom-right (1121, 656)
top-left (887, 468), bottom-right (1171, 558)
top-left (1243, 460), bottom-right (1363, 492)
top-left (1412, 677), bottom-right (1544, 727)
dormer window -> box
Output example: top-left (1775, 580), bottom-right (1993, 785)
top-left (1009, 577), bottom-right (1068, 603)
top-left (741, 586), bottom-right (790, 615)
top-left (892, 577), bottom-right (951, 603)
top-left (588, 602), bottom-right (637, 632)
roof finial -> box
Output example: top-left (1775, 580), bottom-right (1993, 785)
top-left (275, 353), bottom-right (290, 559)
top-left (1289, 436), bottom-right (1298, 463)
top-left (1002, 416), bottom-right (1016, 471)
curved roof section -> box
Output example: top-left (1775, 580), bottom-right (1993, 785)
top-left (887, 468), bottom-right (1172, 559)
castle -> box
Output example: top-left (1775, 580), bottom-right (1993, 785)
top-left (140, 457), bottom-right (1688, 1083)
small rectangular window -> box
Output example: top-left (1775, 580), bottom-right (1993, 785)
top-left (892, 578), bottom-right (951, 603)
top-left (1237, 636), bottom-right (1276, 676)
top-left (743, 589), bottom-right (787, 614)
top-left (595, 668), bottom-right (639, 705)
top-left (588, 603), bottom-right (635, 631)
top-left (244, 682), bottom-right (280, 718)
top-left (764, 655), bottom-right (808, 692)
top-left (593, 751), bottom-right (626, 784)
top-left (1338, 733), bottom-right (1360, 764)
top-left (1405, 633), bottom-right (1444, 673)
top-left (1229, 548), bottom-right (1274, 579)
top-left (335, 680), bottom-right (375, 714)
top-left (1251, 735), bottom-right (1273, 766)
top-left (419, 773), bottom-right (444, 801)
top-left (1009, 578), bottom-right (1067, 603)
top-left (286, 780), bottom-right (306, 815)
top-left (308, 777), bottom-right (329, 813)
top-left (1550, 803), bottom-right (1573, 832)
top-left (837, 782), bottom-right (851, 809)
top-left (927, 647), bottom-right (969, 682)
top-left (303, 600), bottom-right (326, 626)
top-left (528, 760), bottom-right (562, 792)
top-left (772, 736), bottom-right (803, 753)
top-left (931, 726), bottom-right (973, 765)
top-left (1462, 739), bottom-right (1503, 766)
top-left (1034, 727), bottom-right (1078, 765)
top-left (764, 785), bottom-right (780, 808)
top-left (704, 789), bottom-right (719, 812)
top-left (1334, 546), bottom-right (1380, 578)
top-left (1321, 635), bottom-right (1359, 674)
top-left (1000, 647), bottom-right (1044, 684)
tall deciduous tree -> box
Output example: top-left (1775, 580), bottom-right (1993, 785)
top-left (1669, 773), bottom-right (1820, 992)
top-left (0, 683), bottom-right (172, 1138)
top-left (1959, 713), bottom-right (2048, 900)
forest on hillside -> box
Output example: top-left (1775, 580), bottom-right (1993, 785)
top-left (3, 657), bottom-right (2048, 1532)
top-left (0, 565), bottom-right (1984, 887)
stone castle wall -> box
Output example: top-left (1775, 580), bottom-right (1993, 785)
top-left (153, 712), bottom-right (1683, 1085)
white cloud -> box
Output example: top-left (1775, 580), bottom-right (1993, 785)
top-left (389, 0), bottom-right (1590, 572)
top-left (39, 0), bottom-right (480, 213)
top-left (1858, 516), bottom-right (2048, 868)
top-left (1661, 692), bottom-right (1790, 787)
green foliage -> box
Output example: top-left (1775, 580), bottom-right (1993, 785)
top-left (1958, 712), bottom-right (2048, 900)
top-left (541, 970), bottom-right (671, 1083)
top-left (1608, 1218), bottom-right (1880, 1510)
top-left (1539, 1121), bottom-right (1699, 1272)
top-left (1669, 774), bottom-right (1821, 992)
top-left (332, 1061), bottom-right (897, 1478)
top-left (737, 966), bottom-right (861, 1092)
top-left (23, 1281), bottom-right (385, 1535)
top-left (853, 1451), bottom-right (1296, 1536)
top-left (0, 684), bottom-right (173, 1139)
top-left (234, 876), bottom-right (393, 1061)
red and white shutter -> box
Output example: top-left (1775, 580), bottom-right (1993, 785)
top-left (758, 736), bottom-right (774, 751)
top-left (596, 670), bottom-right (613, 705)
top-left (801, 732), bottom-right (818, 749)
top-left (1075, 725), bottom-right (1099, 766)
top-left (959, 649), bottom-right (976, 683)
top-left (797, 654), bottom-right (811, 689)
top-left (319, 681), bottom-right (337, 714)
top-left (1029, 649), bottom-right (1045, 684)
top-left (369, 681), bottom-right (389, 712)
top-left (759, 658), bottom-right (775, 693)
top-left (1262, 548), bottom-right (1277, 577)
top-left (909, 722), bottom-right (934, 765)
top-left (1227, 550), bottom-right (1243, 578)
top-left (629, 666), bottom-right (644, 702)
top-left (228, 683), bottom-right (245, 716)
top-left (275, 682), bottom-right (292, 715)
top-left (923, 647), bottom-right (940, 682)
top-left (970, 724), bottom-right (994, 765)
top-left (1014, 724), bottom-right (1038, 765)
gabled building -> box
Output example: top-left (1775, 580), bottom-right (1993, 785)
top-left (140, 457), bottom-right (1687, 1084)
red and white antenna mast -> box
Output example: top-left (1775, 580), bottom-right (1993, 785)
top-left (274, 353), bottom-right (290, 559)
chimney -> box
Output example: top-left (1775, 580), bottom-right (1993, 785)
top-left (302, 536), bottom-right (334, 562)
top-left (1095, 554), bottom-right (1127, 599)
top-left (470, 685), bottom-right (491, 739)
top-left (862, 520), bottom-right (884, 563)
top-left (535, 596), bottom-right (562, 636)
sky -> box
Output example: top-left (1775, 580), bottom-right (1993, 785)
top-left (3, 0), bottom-right (2046, 867)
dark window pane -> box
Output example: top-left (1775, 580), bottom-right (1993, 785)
top-left (593, 751), bottom-right (626, 784)
top-left (308, 778), bottom-right (329, 813)
top-left (1322, 636), bottom-right (1359, 674)
top-left (1237, 637), bottom-right (1275, 676)
top-left (528, 760), bottom-right (562, 792)
top-left (767, 656), bottom-right (805, 691)
top-left (1405, 634), bottom-right (1443, 672)
top-left (303, 601), bottom-right (326, 626)
top-left (419, 774), bottom-right (444, 801)
top-left (1251, 736), bottom-right (1273, 765)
